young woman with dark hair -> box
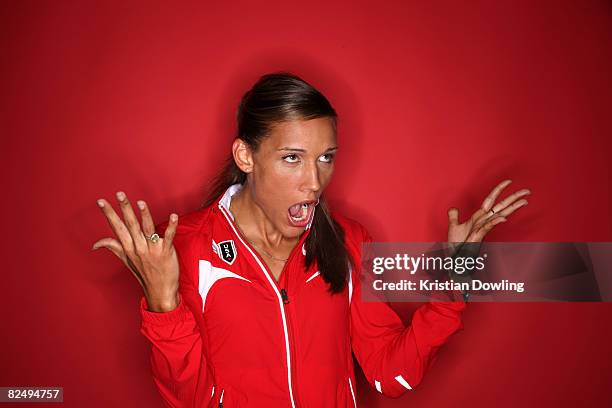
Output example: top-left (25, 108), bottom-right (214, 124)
top-left (93, 72), bottom-right (530, 407)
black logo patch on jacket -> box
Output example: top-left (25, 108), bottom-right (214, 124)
top-left (217, 239), bottom-right (238, 265)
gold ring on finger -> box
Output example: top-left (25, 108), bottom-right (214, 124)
top-left (146, 233), bottom-right (160, 243)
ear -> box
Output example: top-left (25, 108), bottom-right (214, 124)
top-left (232, 138), bottom-right (254, 173)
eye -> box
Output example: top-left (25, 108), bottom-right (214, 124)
top-left (319, 153), bottom-right (335, 163)
top-left (282, 154), bottom-right (299, 163)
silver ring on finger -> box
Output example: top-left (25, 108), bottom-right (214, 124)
top-left (145, 232), bottom-right (160, 243)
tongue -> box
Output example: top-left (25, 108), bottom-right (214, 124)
top-left (289, 203), bottom-right (303, 217)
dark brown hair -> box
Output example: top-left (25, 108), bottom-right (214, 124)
top-left (201, 71), bottom-right (355, 294)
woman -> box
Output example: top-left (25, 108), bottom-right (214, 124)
top-left (93, 72), bottom-right (530, 407)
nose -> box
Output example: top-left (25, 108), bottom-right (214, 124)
top-left (302, 160), bottom-right (321, 193)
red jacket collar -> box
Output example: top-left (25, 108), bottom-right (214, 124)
top-left (213, 183), bottom-right (314, 255)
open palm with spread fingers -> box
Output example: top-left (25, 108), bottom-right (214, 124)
top-left (92, 191), bottom-right (180, 312)
top-left (447, 179), bottom-right (530, 245)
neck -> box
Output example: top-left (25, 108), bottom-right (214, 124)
top-left (229, 184), bottom-right (298, 252)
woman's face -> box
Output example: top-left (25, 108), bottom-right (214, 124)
top-left (243, 117), bottom-right (337, 238)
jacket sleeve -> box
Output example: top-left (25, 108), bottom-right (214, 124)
top-left (140, 293), bottom-right (204, 407)
top-left (349, 226), bottom-right (466, 398)
top-left (139, 217), bottom-right (208, 408)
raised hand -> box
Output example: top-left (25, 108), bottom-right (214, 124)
top-left (447, 179), bottom-right (530, 245)
top-left (92, 191), bottom-right (180, 312)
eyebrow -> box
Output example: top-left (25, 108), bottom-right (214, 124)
top-left (277, 146), bottom-right (338, 153)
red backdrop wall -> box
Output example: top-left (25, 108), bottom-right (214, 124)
top-left (1, 1), bottom-right (611, 407)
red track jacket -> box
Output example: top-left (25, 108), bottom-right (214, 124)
top-left (139, 184), bottom-right (466, 407)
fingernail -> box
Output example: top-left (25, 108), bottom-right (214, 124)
top-left (91, 244), bottom-right (98, 250)
top-left (137, 200), bottom-right (145, 210)
top-left (170, 214), bottom-right (178, 222)
top-left (116, 191), bottom-right (125, 201)
top-left (97, 199), bottom-right (105, 208)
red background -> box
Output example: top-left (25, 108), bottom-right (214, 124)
top-left (2, 1), bottom-right (611, 407)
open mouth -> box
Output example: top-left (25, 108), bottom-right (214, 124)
top-left (287, 199), bottom-right (319, 227)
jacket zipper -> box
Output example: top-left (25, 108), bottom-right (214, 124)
top-left (280, 286), bottom-right (302, 408)
top-left (348, 377), bottom-right (357, 407)
top-left (280, 289), bottom-right (289, 304)
top-left (218, 388), bottom-right (224, 408)
top-left (218, 204), bottom-right (306, 408)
